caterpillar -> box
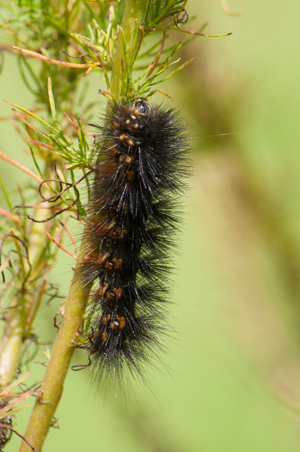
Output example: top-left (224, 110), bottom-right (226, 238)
top-left (77, 98), bottom-right (189, 384)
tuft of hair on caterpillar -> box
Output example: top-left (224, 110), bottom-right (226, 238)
top-left (75, 97), bottom-right (190, 386)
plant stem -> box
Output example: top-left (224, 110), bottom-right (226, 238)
top-left (19, 268), bottom-right (92, 452)
top-left (0, 292), bottom-right (28, 387)
top-left (110, 0), bottom-right (149, 99)
top-left (19, 1), bottom-right (149, 450)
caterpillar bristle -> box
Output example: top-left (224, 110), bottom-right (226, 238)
top-left (76, 98), bottom-right (190, 386)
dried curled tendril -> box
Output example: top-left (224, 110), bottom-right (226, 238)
top-left (169, 8), bottom-right (189, 27)
top-left (15, 170), bottom-right (92, 223)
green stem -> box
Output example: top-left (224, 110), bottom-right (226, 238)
top-left (19, 1), bottom-right (149, 451)
top-left (19, 269), bottom-right (92, 452)
top-left (0, 292), bottom-right (28, 387)
top-left (110, 0), bottom-right (149, 99)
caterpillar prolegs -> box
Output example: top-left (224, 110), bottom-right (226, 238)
top-left (77, 98), bottom-right (189, 383)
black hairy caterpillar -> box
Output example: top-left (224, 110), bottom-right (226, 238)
top-left (76, 98), bottom-right (189, 383)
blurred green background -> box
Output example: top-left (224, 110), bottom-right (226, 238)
top-left (2, 0), bottom-right (300, 450)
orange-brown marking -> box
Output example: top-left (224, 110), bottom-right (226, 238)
top-left (100, 314), bottom-right (111, 324)
top-left (110, 317), bottom-right (125, 330)
top-left (110, 321), bottom-right (117, 330)
top-left (127, 139), bottom-right (134, 146)
top-left (126, 170), bottom-right (134, 181)
top-left (113, 258), bottom-right (123, 270)
top-left (108, 228), bottom-right (127, 240)
top-left (108, 230), bottom-right (118, 240)
top-left (97, 284), bottom-right (107, 297)
top-left (119, 134), bottom-right (126, 142)
top-left (125, 156), bottom-right (132, 164)
top-left (93, 222), bottom-right (126, 241)
top-left (107, 230), bottom-right (117, 239)
top-left (105, 287), bottom-right (122, 301)
top-left (106, 291), bottom-right (115, 301)
top-left (101, 331), bottom-right (108, 342)
top-left (116, 316), bottom-right (126, 330)
top-left (113, 288), bottom-right (122, 299)
top-left (125, 119), bottom-right (130, 125)
top-left (82, 252), bottom-right (98, 263)
top-left (118, 155), bottom-right (125, 163)
top-left (104, 260), bottom-right (113, 270)
top-left (133, 123), bottom-right (138, 129)
top-left (118, 229), bottom-right (127, 239)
